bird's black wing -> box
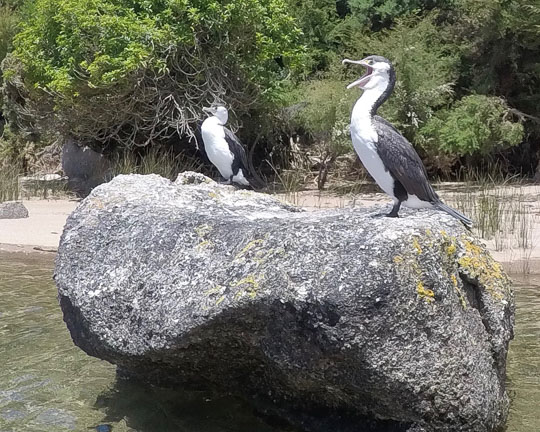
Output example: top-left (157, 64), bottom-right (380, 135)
top-left (224, 127), bottom-right (250, 175)
top-left (373, 116), bottom-right (439, 203)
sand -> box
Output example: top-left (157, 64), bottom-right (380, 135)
top-left (1, 187), bottom-right (538, 272)
top-left (0, 199), bottom-right (79, 254)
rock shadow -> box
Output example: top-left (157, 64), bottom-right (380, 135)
top-left (93, 376), bottom-right (288, 432)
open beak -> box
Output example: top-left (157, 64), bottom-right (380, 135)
top-left (342, 58), bottom-right (373, 89)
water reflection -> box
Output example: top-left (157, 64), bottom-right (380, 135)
top-left (0, 252), bottom-right (538, 431)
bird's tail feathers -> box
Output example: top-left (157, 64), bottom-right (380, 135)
top-left (248, 174), bottom-right (266, 190)
top-left (434, 202), bottom-right (473, 228)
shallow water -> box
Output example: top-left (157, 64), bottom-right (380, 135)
top-left (0, 252), bottom-right (538, 431)
top-left (0, 253), bottom-right (284, 432)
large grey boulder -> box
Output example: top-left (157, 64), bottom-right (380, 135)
top-left (55, 173), bottom-right (514, 432)
top-left (0, 201), bottom-right (28, 219)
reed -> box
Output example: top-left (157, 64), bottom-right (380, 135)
top-left (0, 164), bottom-right (20, 203)
top-left (109, 148), bottom-right (203, 180)
top-left (442, 172), bottom-right (538, 273)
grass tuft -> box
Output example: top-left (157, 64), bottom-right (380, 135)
top-left (0, 163), bottom-right (20, 203)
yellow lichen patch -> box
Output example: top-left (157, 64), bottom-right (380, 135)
top-left (236, 239), bottom-right (265, 259)
top-left (231, 275), bottom-right (260, 299)
top-left (195, 224), bottom-right (212, 238)
top-left (463, 239), bottom-right (484, 256)
top-left (215, 295), bottom-right (226, 305)
top-left (195, 224), bottom-right (214, 251)
top-left (205, 285), bottom-right (224, 296)
top-left (458, 238), bottom-right (510, 300)
top-left (450, 274), bottom-right (467, 309)
top-left (197, 240), bottom-right (213, 251)
top-left (412, 237), bottom-right (422, 255)
top-left (416, 281), bottom-right (434, 302)
top-left (393, 255), bottom-right (404, 264)
top-left (207, 192), bottom-right (219, 199)
top-left (445, 243), bottom-right (457, 257)
top-left (88, 198), bottom-right (104, 209)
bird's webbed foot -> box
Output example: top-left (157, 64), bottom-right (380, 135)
top-left (385, 202), bottom-right (401, 218)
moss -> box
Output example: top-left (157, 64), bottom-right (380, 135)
top-left (457, 238), bottom-right (510, 300)
top-left (416, 281), bottom-right (435, 302)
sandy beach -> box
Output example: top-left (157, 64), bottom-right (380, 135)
top-left (1, 190), bottom-right (538, 273)
top-left (0, 199), bottom-right (79, 254)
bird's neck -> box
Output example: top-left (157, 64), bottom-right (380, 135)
top-left (352, 88), bottom-right (385, 124)
top-left (351, 70), bottom-right (395, 123)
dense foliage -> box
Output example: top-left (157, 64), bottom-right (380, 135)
top-left (1, 0), bottom-right (539, 180)
top-left (2, 0), bottom-right (303, 155)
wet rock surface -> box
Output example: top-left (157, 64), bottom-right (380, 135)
top-left (0, 201), bottom-right (29, 219)
top-left (55, 173), bottom-right (514, 432)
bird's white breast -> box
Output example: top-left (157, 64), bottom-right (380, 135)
top-left (201, 117), bottom-right (234, 179)
top-left (350, 116), bottom-right (396, 200)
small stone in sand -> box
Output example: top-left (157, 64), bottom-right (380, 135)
top-left (0, 201), bottom-right (29, 219)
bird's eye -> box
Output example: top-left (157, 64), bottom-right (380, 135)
top-left (367, 59), bottom-right (373, 65)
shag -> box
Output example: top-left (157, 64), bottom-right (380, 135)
top-left (201, 105), bottom-right (256, 188)
top-left (343, 55), bottom-right (472, 227)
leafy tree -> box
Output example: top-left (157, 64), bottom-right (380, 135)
top-left (286, 0), bottom-right (342, 71)
top-left (3, 0), bottom-right (305, 151)
top-left (0, 4), bottom-right (19, 113)
top-left (347, 0), bottom-right (456, 29)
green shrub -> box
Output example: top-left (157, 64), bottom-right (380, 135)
top-left (418, 94), bottom-right (524, 156)
top-left (290, 79), bottom-right (355, 156)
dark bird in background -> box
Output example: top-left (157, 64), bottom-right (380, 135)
top-left (201, 105), bottom-right (262, 189)
top-left (343, 55), bottom-right (472, 227)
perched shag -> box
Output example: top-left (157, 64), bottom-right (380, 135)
top-left (343, 55), bottom-right (472, 227)
top-left (201, 105), bottom-right (256, 187)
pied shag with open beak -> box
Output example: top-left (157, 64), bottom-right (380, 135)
top-left (343, 55), bottom-right (472, 227)
top-left (201, 105), bottom-right (257, 188)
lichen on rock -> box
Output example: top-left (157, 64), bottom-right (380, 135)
top-left (55, 173), bottom-right (514, 432)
